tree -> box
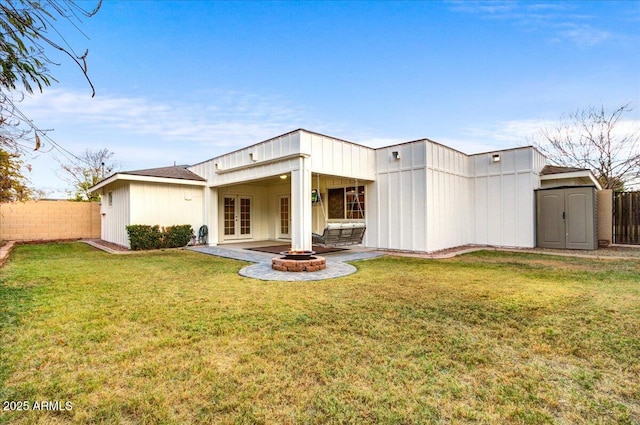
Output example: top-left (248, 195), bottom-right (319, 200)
top-left (58, 148), bottom-right (117, 201)
top-left (534, 104), bottom-right (640, 190)
top-left (0, 0), bottom-right (100, 199)
top-left (0, 0), bottom-right (101, 98)
top-left (0, 148), bottom-right (31, 202)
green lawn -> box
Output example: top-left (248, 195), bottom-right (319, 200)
top-left (1, 243), bottom-right (639, 424)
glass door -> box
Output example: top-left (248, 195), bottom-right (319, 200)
top-left (278, 195), bottom-right (290, 239)
top-left (223, 196), bottom-right (252, 240)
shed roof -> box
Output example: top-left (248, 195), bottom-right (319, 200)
top-left (541, 165), bottom-right (589, 175)
top-left (121, 166), bottom-right (206, 181)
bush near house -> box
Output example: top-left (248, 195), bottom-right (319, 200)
top-left (126, 224), bottom-right (193, 250)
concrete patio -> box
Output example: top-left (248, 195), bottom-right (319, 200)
top-left (188, 241), bottom-right (386, 281)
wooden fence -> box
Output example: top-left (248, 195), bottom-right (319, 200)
top-left (613, 191), bottom-right (640, 245)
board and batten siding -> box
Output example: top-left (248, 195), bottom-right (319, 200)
top-left (189, 130), bottom-right (376, 187)
top-left (425, 142), bottom-right (473, 252)
top-left (371, 141), bottom-right (427, 251)
top-left (189, 131), bottom-right (302, 186)
top-left (371, 142), bottom-right (544, 252)
top-left (371, 140), bottom-right (474, 252)
top-left (471, 147), bottom-right (545, 248)
top-left (100, 181), bottom-right (130, 248)
top-left (302, 131), bottom-right (376, 180)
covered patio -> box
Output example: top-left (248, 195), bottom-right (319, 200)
top-left (188, 130), bottom-right (376, 252)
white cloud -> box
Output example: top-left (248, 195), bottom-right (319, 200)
top-left (554, 23), bottom-right (610, 47)
top-left (17, 88), bottom-right (310, 195)
top-left (20, 89), bottom-right (306, 147)
top-left (448, 1), bottom-right (613, 47)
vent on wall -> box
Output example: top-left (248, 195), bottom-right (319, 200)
top-left (492, 153), bottom-right (501, 163)
top-left (392, 151), bottom-right (401, 160)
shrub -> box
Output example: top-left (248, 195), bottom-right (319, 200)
top-left (126, 224), bottom-right (193, 250)
top-left (126, 225), bottom-right (163, 250)
top-left (163, 225), bottom-right (193, 248)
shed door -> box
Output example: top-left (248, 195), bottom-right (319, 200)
top-left (536, 187), bottom-right (596, 250)
top-left (537, 191), bottom-right (565, 249)
top-left (566, 191), bottom-right (591, 249)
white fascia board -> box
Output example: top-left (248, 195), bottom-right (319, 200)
top-left (89, 173), bottom-right (206, 193)
top-left (540, 170), bottom-right (602, 190)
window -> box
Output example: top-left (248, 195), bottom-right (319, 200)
top-left (328, 185), bottom-right (365, 219)
top-left (107, 191), bottom-right (113, 207)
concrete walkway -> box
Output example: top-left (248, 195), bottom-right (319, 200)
top-left (188, 245), bottom-right (386, 281)
top-left (0, 241), bottom-right (16, 267)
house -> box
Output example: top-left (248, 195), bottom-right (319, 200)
top-left (90, 129), bottom-right (602, 251)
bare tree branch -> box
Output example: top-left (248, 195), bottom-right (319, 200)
top-left (534, 104), bottom-right (640, 190)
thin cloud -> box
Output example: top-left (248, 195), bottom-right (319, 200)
top-left (554, 23), bottom-right (610, 47)
top-left (21, 89), bottom-right (306, 146)
top-left (448, 1), bottom-right (614, 47)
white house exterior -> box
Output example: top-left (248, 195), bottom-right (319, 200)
top-left (91, 129), bottom-right (597, 251)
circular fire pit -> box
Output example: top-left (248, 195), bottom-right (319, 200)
top-left (272, 251), bottom-right (327, 272)
top-left (279, 250), bottom-right (316, 260)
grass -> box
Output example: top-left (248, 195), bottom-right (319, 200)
top-left (0, 242), bottom-right (639, 424)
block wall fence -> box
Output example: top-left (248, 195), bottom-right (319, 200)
top-left (0, 200), bottom-right (101, 241)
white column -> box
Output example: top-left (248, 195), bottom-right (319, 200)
top-left (208, 187), bottom-right (218, 245)
top-left (290, 156), bottom-right (312, 251)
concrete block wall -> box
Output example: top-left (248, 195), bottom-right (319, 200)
top-left (0, 200), bottom-right (101, 241)
top-left (597, 190), bottom-right (613, 245)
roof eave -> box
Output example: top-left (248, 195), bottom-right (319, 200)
top-left (540, 170), bottom-right (602, 190)
top-left (89, 173), bottom-right (207, 193)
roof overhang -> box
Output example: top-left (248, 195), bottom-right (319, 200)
top-left (540, 170), bottom-right (602, 190)
top-left (89, 173), bottom-right (207, 193)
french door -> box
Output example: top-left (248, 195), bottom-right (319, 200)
top-left (278, 195), bottom-right (291, 239)
top-left (223, 196), bottom-right (252, 240)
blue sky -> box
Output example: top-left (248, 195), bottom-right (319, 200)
top-left (17, 0), bottom-right (640, 197)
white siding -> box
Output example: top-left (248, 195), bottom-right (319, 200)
top-left (471, 148), bottom-right (539, 248)
top-left (425, 142), bottom-right (473, 252)
top-left (129, 182), bottom-right (204, 236)
top-left (303, 131), bottom-right (376, 180)
top-left (372, 141), bottom-right (431, 251)
top-left (100, 181), bottom-right (130, 247)
top-left (188, 130), bottom-right (376, 188)
top-left (189, 132), bottom-right (302, 187)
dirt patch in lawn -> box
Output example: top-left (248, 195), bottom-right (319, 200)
top-left (84, 239), bottom-right (130, 252)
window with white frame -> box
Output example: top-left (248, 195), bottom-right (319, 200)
top-left (107, 191), bottom-right (113, 207)
top-left (327, 186), bottom-right (365, 219)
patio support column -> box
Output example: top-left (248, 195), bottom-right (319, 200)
top-left (290, 156), bottom-right (312, 251)
top-left (207, 187), bottom-right (218, 245)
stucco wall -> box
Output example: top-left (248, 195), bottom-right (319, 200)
top-left (0, 200), bottom-right (101, 241)
top-left (597, 189), bottom-right (613, 245)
